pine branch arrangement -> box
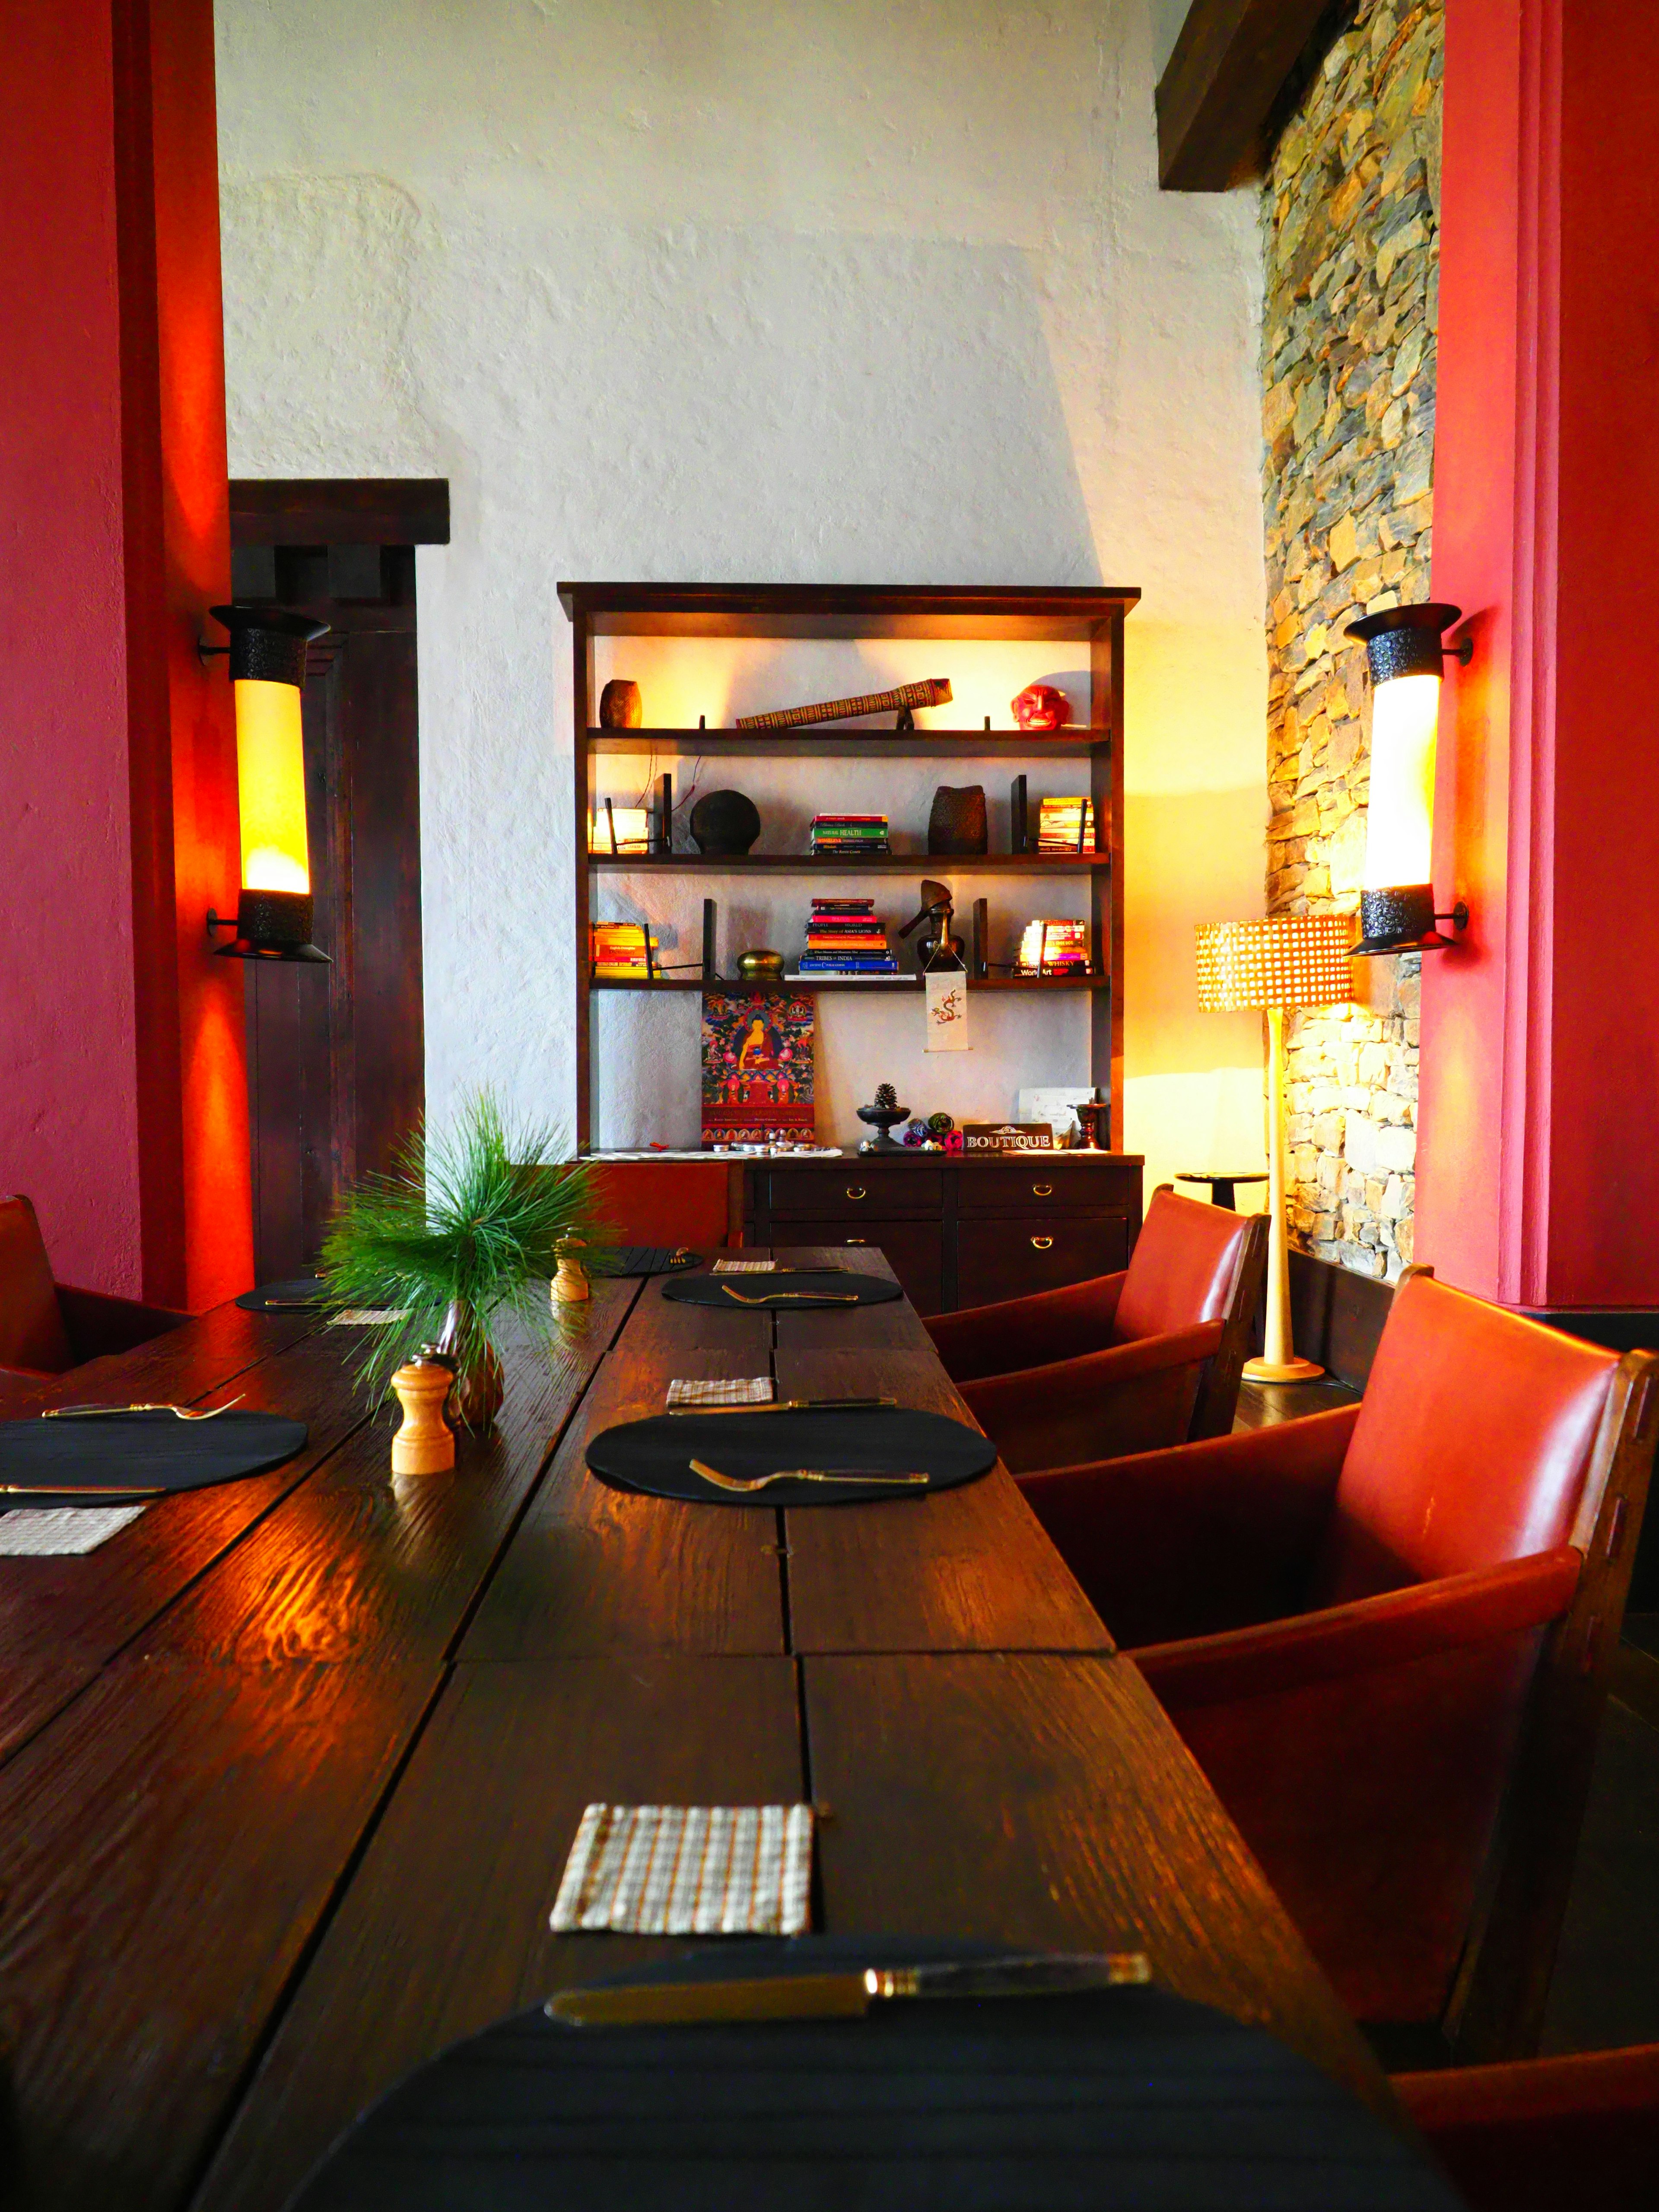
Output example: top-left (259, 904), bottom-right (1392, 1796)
top-left (320, 1091), bottom-right (601, 1411)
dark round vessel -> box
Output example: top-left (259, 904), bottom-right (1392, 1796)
top-left (690, 790), bottom-right (762, 855)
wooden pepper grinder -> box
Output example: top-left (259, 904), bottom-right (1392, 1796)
top-left (391, 1348), bottom-right (456, 1475)
top-left (553, 1232), bottom-right (591, 1305)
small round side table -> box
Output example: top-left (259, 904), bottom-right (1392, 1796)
top-left (1175, 1171), bottom-right (1268, 1213)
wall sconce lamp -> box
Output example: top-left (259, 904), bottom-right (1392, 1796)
top-left (201, 604), bottom-right (331, 962)
top-left (1344, 601), bottom-right (1472, 957)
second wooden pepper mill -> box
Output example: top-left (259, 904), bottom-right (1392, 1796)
top-left (553, 1232), bottom-right (591, 1305)
top-left (391, 1348), bottom-right (456, 1475)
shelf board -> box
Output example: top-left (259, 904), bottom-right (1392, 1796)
top-left (588, 852), bottom-right (1106, 873)
top-left (559, 581), bottom-right (1140, 641)
top-left (590, 975), bottom-right (1102, 993)
top-left (588, 728), bottom-right (1104, 759)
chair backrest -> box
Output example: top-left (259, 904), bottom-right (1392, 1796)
top-left (0, 1194), bottom-right (73, 1372)
top-left (1314, 1271), bottom-right (1621, 1605)
top-left (1113, 1185), bottom-right (1262, 1344)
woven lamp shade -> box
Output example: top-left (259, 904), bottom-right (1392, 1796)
top-left (1195, 914), bottom-right (1355, 1013)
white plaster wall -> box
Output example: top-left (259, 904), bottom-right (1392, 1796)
top-left (216, 0), bottom-right (1268, 1192)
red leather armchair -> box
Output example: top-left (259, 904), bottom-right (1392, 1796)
top-left (925, 1186), bottom-right (1268, 1472)
top-left (1020, 1268), bottom-right (1658, 2055)
top-left (0, 1194), bottom-right (187, 1386)
top-left (1396, 2044), bottom-right (1659, 2212)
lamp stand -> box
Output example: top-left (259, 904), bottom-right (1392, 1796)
top-left (1244, 1003), bottom-right (1324, 1385)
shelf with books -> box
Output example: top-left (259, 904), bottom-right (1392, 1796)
top-left (587, 852), bottom-right (1108, 873)
top-left (588, 974), bottom-right (1102, 993)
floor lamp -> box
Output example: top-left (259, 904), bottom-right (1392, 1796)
top-left (1195, 914), bottom-right (1355, 1383)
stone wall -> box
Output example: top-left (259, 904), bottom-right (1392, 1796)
top-left (1261, 0), bottom-right (1441, 1279)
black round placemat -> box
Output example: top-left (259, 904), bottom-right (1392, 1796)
top-left (662, 1269), bottom-right (901, 1310)
top-left (236, 1276), bottom-right (327, 1312)
top-left (587, 1407), bottom-right (995, 1506)
top-left (0, 1411), bottom-right (308, 1504)
top-left (286, 1939), bottom-right (1460, 2212)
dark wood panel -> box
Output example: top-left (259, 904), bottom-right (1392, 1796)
top-left (1157, 0), bottom-right (1334, 191)
top-left (188, 1656), bottom-right (804, 2212)
top-left (956, 1212), bottom-right (1128, 1308)
top-left (766, 1163), bottom-right (944, 1217)
top-left (559, 580), bottom-right (1141, 642)
top-left (769, 1243), bottom-right (942, 1356)
top-left (458, 1348), bottom-right (786, 1661)
top-left (955, 1161), bottom-right (1140, 1214)
top-left (0, 1324), bottom-right (368, 1760)
top-left (804, 1651), bottom-right (1396, 2123)
top-left (602, 1271), bottom-right (775, 1362)
top-left (0, 1652), bottom-right (438, 2212)
top-left (229, 477), bottom-right (450, 545)
top-left (817, 1219), bottom-right (944, 1314)
top-left (777, 1349), bottom-right (1112, 1656)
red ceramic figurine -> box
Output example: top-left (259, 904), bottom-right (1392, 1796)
top-left (1011, 683), bottom-right (1070, 731)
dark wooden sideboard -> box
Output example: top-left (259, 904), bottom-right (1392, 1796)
top-left (744, 1151), bottom-right (1144, 1314)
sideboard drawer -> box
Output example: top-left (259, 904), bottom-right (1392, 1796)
top-left (956, 1214), bottom-right (1128, 1311)
top-left (766, 1165), bottom-right (944, 1220)
top-left (956, 1163), bottom-right (1141, 1217)
top-left (818, 1220), bottom-right (944, 1315)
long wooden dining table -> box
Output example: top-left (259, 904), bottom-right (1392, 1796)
top-left (0, 1248), bottom-right (1399, 2211)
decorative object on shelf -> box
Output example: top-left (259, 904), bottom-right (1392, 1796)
top-left (927, 783), bottom-right (988, 856)
top-left (924, 969), bottom-right (969, 1053)
top-left (590, 922), bottom-right (660, 979)
top-left (1037, 796), bottom-right (1094, 853)
top-left (587, 803), bottom-right (652, 855)
top-left (737, 677), bottom-right (952, 732)
top-left (1011, 682), bottom-right (1071, 731)
top-left (1017, 1086), bottom-right (1099, 1143)
top-left (599, 678), bottom-right (643, 728)
top-left (926, 1111), bottom-right (955, 1135)
top-left (1014, 919), bottom-right (1089, 976)
top-left (552, 1233), bottom-right (591, 1305)
top-left (856, 1082), bottom-right (910, 1154)
top-left (320, 1091), bottom-right (598, 1433)
top-left (900, 1119), bottom-right (930, 1147)
top-left (690, 789), bottom-right (762, 855)
top-left (1343, 602), bottom-right (1473, 955)
top-left (390, 1351), bottom-right (456, 1476)
top-left (962, 1121), bottom-right (1055, 1152)
top-left (809, 813), bottom-right (891, 857)
top-left (798, 898), bottom-right (897, 976)
top-left (1074, 1100), bottom-right (1111, 1150)
top-left (1196, 914), bottom-right (1354, 1384)
top-left (701, 991), bottom-right (816, 1147)
top-left (735, 948), bottom-right (785, 982)
top-left (201, 603), bottom-right (331, 962)
top-left (898, 880), bottom-right (964, 973)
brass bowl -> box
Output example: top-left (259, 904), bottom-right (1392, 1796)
top-left (736, 948), bottom-right (785, 982)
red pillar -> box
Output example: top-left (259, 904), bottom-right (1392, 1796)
top-left (1420, 0), bottom-right (1659, 1309)
top-left (0, 0), bottom-right (250, 1308)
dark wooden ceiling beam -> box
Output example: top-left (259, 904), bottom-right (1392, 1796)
top-left (1157, 0), bottom-right (1337, 191)
top-left (228, 478), bottom-right (450, 546)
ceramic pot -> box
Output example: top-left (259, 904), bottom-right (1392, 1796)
top-left (928, 784), bottom-right (988, 855)
top-left (690, 790), bottom-right (762, 855)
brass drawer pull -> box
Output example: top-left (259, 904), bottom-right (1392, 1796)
top-left (845, 1238), bottom-right (866, 1245)
top-left (1031, 1235), bottom-right (1054, 1250)
top-left (1032, 1182), bottom-right (1053, 1197)
top-left (845, 1185), bottom-right (867, 1201)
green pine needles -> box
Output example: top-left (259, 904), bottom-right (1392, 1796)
top-left (320, 1090), bottom-right (601, 1406)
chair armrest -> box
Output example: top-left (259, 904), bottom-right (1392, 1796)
top-left (1135, 1548), bottom-right (1582, 1707)
top-left (960, 1321), bottom-right (1225, 1474)
top-left (55, 1284), bottom-right (190, 1362)
top-left (925, 1272), bottom-right (1126, 1383)
top-left (1018, 1406), bottom-right (1359, 1646)
top-left (1395, 2043), bottom-right (1659, 2212)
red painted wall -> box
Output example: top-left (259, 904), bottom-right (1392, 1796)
top-left (0, 0), bottom-right (248, 1307)
top-left (1423, 0), bottom-right (1659, 1307)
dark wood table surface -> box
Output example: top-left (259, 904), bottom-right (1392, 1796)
top-left (0, 1248), bottom-right (1397, 2212)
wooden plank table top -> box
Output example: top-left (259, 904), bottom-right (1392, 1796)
top-left (0, 1250), bottom-right (1398, 2212)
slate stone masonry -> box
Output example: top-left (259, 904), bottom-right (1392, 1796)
top-left (1261, 0), bottom-right (1441, 1280)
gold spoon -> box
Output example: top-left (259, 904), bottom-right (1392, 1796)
top-left (688, 1458), bottom-right (928, 1493)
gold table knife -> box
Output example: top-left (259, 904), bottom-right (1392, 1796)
top-left (547, 1952), bottom-right (1150, 2027)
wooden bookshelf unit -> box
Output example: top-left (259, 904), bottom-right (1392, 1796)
top-left (560, 581), bottom-right (1138, 1154)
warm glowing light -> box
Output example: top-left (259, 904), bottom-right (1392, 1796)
top-left (587, 806), bottom-right (652, 854)
top-left (1195, 914), bottom-right (1354, 1012)
top-left (1363, 671), bottom-right (1440, 890)
top-left (234, 679), bottom-right (310, 893)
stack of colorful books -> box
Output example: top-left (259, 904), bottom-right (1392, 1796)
top-left (1037, 796), bottom-right (1095, 852)
top-left (590, 922), bottom-right (660, 979)
top-left (809, 812), bottom-right (890, 858)
top-left (1014, 918), bottom-right (1090, 977)
top-left (797, 898), bottom-right (899, 977)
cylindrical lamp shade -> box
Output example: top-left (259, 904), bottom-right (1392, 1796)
top-left (1344, 602), bottom-right (1462, 954)
top-left (1195, 914), bottom-right (1355, 1012)
top-left (210, 605), bottom-right (330, 961)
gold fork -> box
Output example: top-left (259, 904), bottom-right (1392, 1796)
top-left (718, 1287), bottom-right (859, 1305)
top-left (689, 1458), bottom-right (928, 1493)
top-left (41, 1396), bottom-right (245, 1421)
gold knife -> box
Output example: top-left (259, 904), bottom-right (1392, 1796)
top-left (547, 1952), bottom-right (1150, 2027)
